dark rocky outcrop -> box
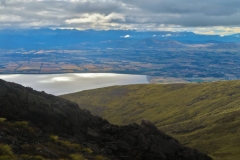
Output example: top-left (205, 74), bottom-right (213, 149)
top-left (0, 79), bottom-right (212, 160)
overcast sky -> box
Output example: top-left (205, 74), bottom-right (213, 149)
top-left (1, 0), bottom-right (240, 35)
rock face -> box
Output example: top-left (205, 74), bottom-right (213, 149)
top-left (0, 79), bottom-right (212, 160)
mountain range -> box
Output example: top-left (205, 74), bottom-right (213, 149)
top-left (1, 29), bottom-right (240, 49)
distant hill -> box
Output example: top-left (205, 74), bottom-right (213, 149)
top-left (0, 79), bottom-right (211, 160)
top-left (1, 29), bottom-right (240, 49)
top-left (206, 42), bottom-right (240, 49)
top-left (61, 81), bottom-right (240, 160)
top-left (133, 39), bottom-right (186, 48)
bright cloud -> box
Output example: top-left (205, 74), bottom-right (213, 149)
top-left (121, 34), bottom-right (131, 38)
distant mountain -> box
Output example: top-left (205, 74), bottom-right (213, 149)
top-left (0, 29), bottom-right (240, 49)
top-left (0, 79), bottom-right (211, 160)
top-left (61, 81), bottom-right (240, 160)
top-left (133, 39), bottom-right (186, 48)
top-left (206, 42), bottom-right (240, 49)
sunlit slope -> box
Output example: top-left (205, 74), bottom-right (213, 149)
top-left (61, 81), bottom-right (240, 160)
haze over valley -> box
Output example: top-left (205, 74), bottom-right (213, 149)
top-left (0, 73), bottom-right (148, 95)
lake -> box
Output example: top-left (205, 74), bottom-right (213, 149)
top-left (0, 73), bottom-right (148, 95)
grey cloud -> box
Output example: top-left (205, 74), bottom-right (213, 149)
top-left (0, 0), bottom-right (6, 6)
top-left (122, 0), bottom-right (240, 16)
top-left (122, 13), bottom-right (240, 27)
top-left (6, 0), bottom-right (123, 15)
top-left (67, 1), bottom-right (123, 14)
top-left (0, 0), bottom-right (240, 30)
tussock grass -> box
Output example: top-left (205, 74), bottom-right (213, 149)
top-left (0, 119), bottom-right (34, 132)
top-left (0, 123), bottom-right (98, 160)
top-left (49, 134), bottom-right (59, 142)
top-left (11, 121), bottom-right (29, 129)
top-left (0, 155), bottom-right (15, 160)
top-left (0, 118), bottom-right (6, 123)
top-left (82, 147), bottom-right (93, 154)
top-left (19, 155), bottom-right (45, 160)
top-left (61, 80), bottom-right (240, 160)
top-left (70, 154), bottom-right (86, 160)
top-left (49, 135), bottom-right (83, 151)
top-left (94, 155), bottom-right (110, 160)
top-left (0, 144), bottom-right (14, 156)
top-left (59, 140), bottom-right (82, 151)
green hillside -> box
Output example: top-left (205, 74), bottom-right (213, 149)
top-left (0, 79), bottom-right (211, 160)
top-left (61, 80), bottom-right (240, 160)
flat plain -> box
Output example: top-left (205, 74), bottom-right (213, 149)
top-left (1, 48), bottom-right (240, 83)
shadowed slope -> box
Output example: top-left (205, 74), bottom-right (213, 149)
top-left (61, 81), bottom-right (240, 160)
top-left (0, 79), bottom-right (211, 160)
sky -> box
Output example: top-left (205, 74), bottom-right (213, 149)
top-left (1, 0), bottom-right (240, 35)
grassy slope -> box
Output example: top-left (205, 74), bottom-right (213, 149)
top-left (61, 81), bottom-right (240, 160)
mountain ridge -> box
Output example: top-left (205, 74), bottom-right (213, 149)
top-left (1, 29), bottom-right (240, 49)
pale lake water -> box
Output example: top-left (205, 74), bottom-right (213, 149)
top-left (0, 73), bottom-right (148, 95)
